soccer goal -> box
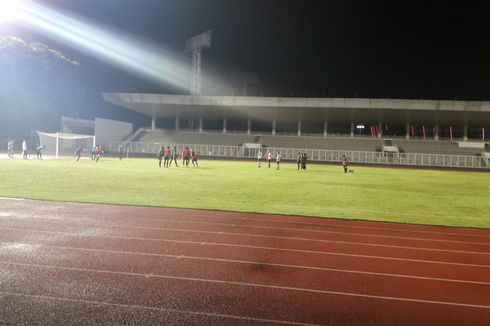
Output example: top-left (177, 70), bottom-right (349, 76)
top-left (36, 131), bottom-right (95, 159)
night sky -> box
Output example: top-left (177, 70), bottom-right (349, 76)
top-left (4, 0), bottom-right (490, 100)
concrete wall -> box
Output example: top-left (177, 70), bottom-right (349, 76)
top-left (95, 118), bottom-right (133, 144)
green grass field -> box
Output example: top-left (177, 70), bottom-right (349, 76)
top-left (1, 157), bottom-right (489, 228)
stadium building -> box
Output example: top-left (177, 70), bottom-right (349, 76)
top-left (102, 93), bottom-right (489, 162)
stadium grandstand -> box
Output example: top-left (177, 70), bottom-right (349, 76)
top-left (101, 93), bottom-right (489, 169)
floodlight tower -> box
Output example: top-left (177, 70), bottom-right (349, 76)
top-left (185, 30), bottom-right (212, 95)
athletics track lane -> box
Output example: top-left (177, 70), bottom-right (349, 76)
top-left (0, 198), bottom-right (489, 325)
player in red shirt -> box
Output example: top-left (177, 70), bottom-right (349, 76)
top-left (342, 154), bottom-right (349, 173)
top-left (163, 146), bottom-right (170, 168)
top-left (95, 145), bottom-right (104, 162)
top-left (191, 151), bottom-right (198, 167)
top-left (182, 147), bottom-right (190, 167)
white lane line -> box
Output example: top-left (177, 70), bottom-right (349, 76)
top-left (1, 241), bottom-right (489, 285)
top-left (179, 215), bottom-right (490, 239)
top-left (1, 261), bottom-right (490, 310)
top-left (3, 196), bottom-right (490, 239)
top-left (0, 228), bottom-right (490, 268)
top-left (2, 227), bottom-right (490, 269)
top-left (1, 224), bottom-right (489, 256)
top-left (0, 291), bottom-right (319, 326)
top-left (132, 218), bottom-right (490, 246)
top-left (3, 215), bottom-right (489, 246)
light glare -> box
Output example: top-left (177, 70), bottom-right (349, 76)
top-left (0, 0), bottom-right (25, 22)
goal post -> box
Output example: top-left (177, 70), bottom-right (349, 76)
top-left (36, 131), bottom-right (95, 159)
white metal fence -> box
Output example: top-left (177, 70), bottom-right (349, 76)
top-left (107, 141), bottom-right (490, 169)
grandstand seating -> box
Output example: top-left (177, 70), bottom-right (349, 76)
top-left (130, 129), bottom-right (485, 156)
top-left (134, 129), bottom-right (256, 146)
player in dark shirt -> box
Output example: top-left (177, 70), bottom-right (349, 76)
top-left (157, 146), bottom-right (164, 168)
top-left (75, 146), bottom-right (83, 162)
top-left (169, 146), bottom-right (179, 167)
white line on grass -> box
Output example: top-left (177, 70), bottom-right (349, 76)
top-left (1, 261), bottom-right (490, 310)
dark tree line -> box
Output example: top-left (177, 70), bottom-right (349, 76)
top-left (0, 36), bottom-right (87, 139)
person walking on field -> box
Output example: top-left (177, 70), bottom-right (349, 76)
top-left (267, 150), bottom-right (272, 168)
top-left (257, 149), bottom-right (262, 168)
top-left (297, 152), bottom-right (302, 170)
top-left (75, 146), bottom-right (83, 162)
top-left (191, 150), bottom-right (198, 167)
top-left (157, 146), bottom-right (164, 168)
top-left (170, 146), bottom-right (179, 167)
top-left (22, 139), bottom-right (28, 160)
top-left (276, 151), bottom-right (281, 170)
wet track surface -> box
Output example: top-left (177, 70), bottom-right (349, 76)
top-left (0, 198), bottom-right (490, 325)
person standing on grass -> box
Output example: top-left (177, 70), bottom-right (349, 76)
top-left (91, 145), bottom-right (97, 160)
top-left (75, 146), bottom-right (83, 162)
top-left (267, 150), bottom-right (272, 168)
top-left (163, 146), bottom-right (170, 168)
top-left (342, 154), bottom-right (349, 173)
top-left (22, 139), bottom-right (28, 160)
top-left (36, 145), bottom-right (45, 160)
top-left (182, 147), bottom-right (190, 167)
top-left (301, 152), bottom-right (307, 170)
top-left (191, 150), bottom-right (198, 167)
top-left (297, 152), bottom-right (302, 170)
top-left (95, 145), bottom-right (104, 162)
top-left (7, 139), bottom-right (14, 158)
top-left (170, 146), bottom-right (179, 167)
top-left (257, 149), bottom-right (263, 168)
top-left (157, 146), bottom-right (164, 168)
top-left (276, 151), bottom-right (281, 170)
top-left (118, 145), bottom-right (125, 161)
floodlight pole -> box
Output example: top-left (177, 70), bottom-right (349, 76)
top-left (185, 31), bottom-right (212, 96)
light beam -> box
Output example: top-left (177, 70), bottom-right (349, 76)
top-left (12, 0), bottom-right (191, 91)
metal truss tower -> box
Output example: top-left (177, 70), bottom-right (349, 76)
top-left (185, 30), bottom-right (212, 95)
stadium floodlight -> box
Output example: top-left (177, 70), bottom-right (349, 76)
top-left (185, 30), bottom-right (212, 95)
top-left (0, 0), bottom-right (25, 22)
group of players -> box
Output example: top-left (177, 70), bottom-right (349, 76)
top-left (6, 139), bottom-right (350, 172)
top-left (6, 139), bottom-right (45, 160)
top-left (257, 150), bottom-right (281, 169)
top-left (157, 146), bottom-right (198, 168)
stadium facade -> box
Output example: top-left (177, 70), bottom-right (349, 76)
top-left (103, 93), bottom-right (490, 140)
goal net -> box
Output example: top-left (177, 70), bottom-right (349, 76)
top-left (36, 131), bottom-right (95, 159)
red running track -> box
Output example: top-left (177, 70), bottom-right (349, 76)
top-left (0, 198), bottom-right (489, 325)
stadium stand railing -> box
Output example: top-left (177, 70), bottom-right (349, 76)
top-left (107, 140), bottom-right (490, 169)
